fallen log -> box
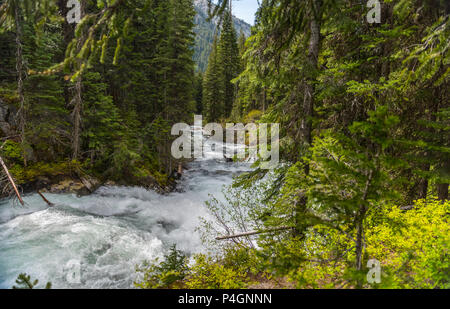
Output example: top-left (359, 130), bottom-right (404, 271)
top-left (37, 191), bottom-right (54, 207)
top-left (0, 154), bottom-right (24, 206)
top-left (216, 226), bottom-right (293, 240)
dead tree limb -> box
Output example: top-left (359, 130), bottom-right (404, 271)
top-left (216, 226), bottom-right (293, 240)
top-left (0, 155), bottom-right (24, 206)
top-left (37, 191), bottom-right (54, 207)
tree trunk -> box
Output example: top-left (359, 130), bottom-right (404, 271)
top-left (14, 2), bottom-right (26, 166)
top-left (355, 168), bottom-right (374, 287)
top-left (0, 154), bottom-right (24, 206)
top-left (71, 1), bottom-right (84, 160)
top-left (417, 174), bottom-right (429, 199)
top-left (262, 88), bottom-right (266, 113)
top-left (72, 75), bottom-right (82, 160)
top-left (437, 160), bottom-right (449, 201)
top-left (294, 0), bottom-right (321, 236)
top-left (37, 191), bottom-right (54, 207)
top-left (301, 3), bottom-right (320, 149)
top-left (437, 183), bottom-right (448, 201)
top-left (58, 0), bottom-right (76, 107)
top-left (216, 226), bottom-right (293, 240)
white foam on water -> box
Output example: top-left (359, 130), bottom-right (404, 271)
top-left (0, 128), bottom-right (252, 288)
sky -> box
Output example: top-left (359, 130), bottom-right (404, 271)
top-left (232, 0), bottom-right (260, 25)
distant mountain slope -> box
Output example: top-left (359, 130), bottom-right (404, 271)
top-left (193, 0), bottom-right (251, 72)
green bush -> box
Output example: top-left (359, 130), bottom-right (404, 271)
top-left (243, 110), bottom-right (263, 123)
top-left (286, 199), bottom-right (449, 289)
top-left (185, 254), bottom-right (249, 289)
top-left (365, 199), bottom-right (449, 288)
top-left (135, 245), bottom-right (189, 289)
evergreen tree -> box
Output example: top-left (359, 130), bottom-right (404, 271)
top-left (12, 273), bottom-right (51, 289)
top-left (237, 29), bottom-right (246, 70)
top-left (194, 71), bottom-right (204, 114)
top-left (202, 37), bottom-right (224, 122)
top-left (0, 0), bottom-right (198, 186)
top-left (216, 10), bottom-right (240, 118)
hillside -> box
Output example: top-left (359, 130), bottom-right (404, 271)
top-left (193, 0), bottom-right (251, 72)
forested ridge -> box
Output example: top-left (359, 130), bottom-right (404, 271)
top-left (0, 0), bottom-right (449, 289)
top-left (193, 0), bottom-right (250, 72)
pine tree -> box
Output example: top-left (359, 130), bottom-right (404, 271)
top-left (81, 71), bottom-right (125, 171)
top-left (237, 29), bottom-right (246, 70)
top-left (12, 273), bottom-right (51, 289)
top-left (24, 20), bottom-right (70, 163)
top-left (216, 10), bottom-right (240, 118)
top-left (194, 71), bottom-right (204, 114)
top-left (0, 0), bottom-right (198, 186)
top-left (202, 36), bottom-right (224, 122)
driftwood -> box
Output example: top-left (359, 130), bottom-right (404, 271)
top-left (37, 191), bottom-right (54, 207)
top-left (216, 226), bottom-right (293, 240)
top-left (0, 154), bottom-right (24, 206)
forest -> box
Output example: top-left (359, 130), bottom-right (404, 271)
top-left (0, 0), bottom-right (449, 289)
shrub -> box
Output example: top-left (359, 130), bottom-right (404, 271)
top-left (135, 245), bottom-right (189, 289)
top-left (286, 199), bottom-right (449, 289)
top-left (243, 110), bottom-right (263, 123)
top-left (365, 199), bottom-right (449, 288)
top-left (185, 254), bottom-right (249, 289)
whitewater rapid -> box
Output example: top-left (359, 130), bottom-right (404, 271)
top-left (0, 128), bottom-right (251, 289)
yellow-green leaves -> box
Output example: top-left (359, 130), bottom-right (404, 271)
top-left (366, 199), bottom-right (450, 288)
top-left (113, 37), bottom-right (122, 65)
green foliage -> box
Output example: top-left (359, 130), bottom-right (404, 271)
top-left (198, 0), bottom-right (449, 290)
top-left (283, 199), bottom-right (450, 289)
top-left (203, 37), bottom-right (224, 122)
top-left (1, 0), bottom-right (448, 291)
top-left (194, 71), bottom-right (204, 114)
top-left (0, 0), bottom-right (199, 188)
top-left (193, 1), bottom-right (250, 72)
top-left (12, 273), bottom-right (52, 289)
top-left (135, 245), bottom-right (254, 290)
top-left (217, 10), bottom-right (240, 118)
top-left (184, 254), bottom-right (249, 289)
top-left (220, 245), bottom-right (264, 276)
top-left (9, 161), bottom-right (83, 184)
top-left (365, 199), bottom-right (450, 289)
top-left (1, 140), bottom-right (23, 163)
top-left (135, 245), bottom-right (189, 289)
top-left (202, 9), bottom-right (242, 122)
top-left (243, 109), bottom-right (262, 123)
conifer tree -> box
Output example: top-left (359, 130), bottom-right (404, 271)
top-left (202, 36), bottom-right (224, 122)
top-left (237, 29), bottom-right (246, 70)
top-left (217, 10), bottom-right (240, 118)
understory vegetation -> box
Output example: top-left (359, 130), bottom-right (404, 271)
top-left (136, 199), bottom-right (448, 289)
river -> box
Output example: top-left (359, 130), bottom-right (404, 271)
top-left (0, 127), bottom-right (251, 288)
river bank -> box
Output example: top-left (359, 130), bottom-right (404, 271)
top-left (18, 169), bottom-right (181, 198)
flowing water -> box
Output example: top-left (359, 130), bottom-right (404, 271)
top-left (0, 127), bottom-right (251, 288)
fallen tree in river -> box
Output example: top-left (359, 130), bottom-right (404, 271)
top-left (0, 153), bottom-right (24, 206)
top-left (216, 226), bottom-right (293, 240)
